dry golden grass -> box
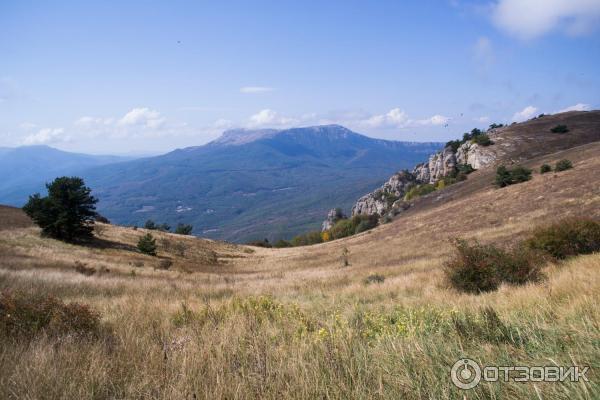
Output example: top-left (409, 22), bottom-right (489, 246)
top-left (0, 140), bottom-right (599, 399)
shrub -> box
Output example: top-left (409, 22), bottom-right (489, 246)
top-left (445, 139), bottom-right (462, 152)
top-left (74, 261), bottom-right (96, 276)
top-left (341, 246), bottom-right (349, 267)
top-left (510, 165), bottom-right (532, 183)
top-left (354, 215), bottom-right (378, 234)
top-left (157, 259), bottom-right (173, 270)
top-left (328, 215), bottom-right (379, 240)
top-left (404, 184), bottom-right (436, 201)
top-left (175, 223), bottom-right (193, 235)
top-left (22, 176), bottom-right (98, 242)
top-left (364, 274), bottom-right (385, 284)
top-left (489, 123), bottom-right (504, 129)
top-left (291, 231), bottom-right (323, 246)
top-left (554, 159), bottom-right (573, 172)
top-left (525, 218), bottom-right (600, 259)
top-left (273, 239), bottom-right (292, 248)
top-left (144, 220), bottom-right (170, 232)
top-left (246, 238), bottom-right (272, 248)
top-left (0, 291), bottom-right (101, 339)
top-left (94, 213), bottom-right (110, 223)
top-left (540, 164), bottom-right (552, 174)
top-left (456, 163), bottom-right (475, 175)
top-left (445, 239), bottom-right (544, 294)
top-left (137, 233), bottom-right (157, 256)
top-left (551, 124), bottom-right (569, 133)
top-left (495, 165), bottom-right (532, 187)
top-left (472, 134), bottom-right (493, 146)
top-left (330, 219), bottom-right (355, 240)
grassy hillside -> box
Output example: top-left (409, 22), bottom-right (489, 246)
top-left (1, 114), bottom-right (599, 398)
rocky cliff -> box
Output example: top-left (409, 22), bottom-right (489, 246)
top-left (349, 133), bottom-right (497, 218)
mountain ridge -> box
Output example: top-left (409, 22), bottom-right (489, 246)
top-left (77, 125), bottom-right (443, 242)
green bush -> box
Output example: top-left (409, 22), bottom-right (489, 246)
top-left (554, 159), bottom-right (573, 172)
top-left (404, 184), bottom-right (436, 201)
top-left (329, 215), bottom-right (379, 240)
top-left (495, 165), bottom-right (532, 187)
top-left (444, 239), bottom-right (544, 294)
top-left (22, 176), bottom-right (98, 242)
top-left (137, 233), bottom-right (157, 256)
top-left (510, 165), bottom-right (532, 183)
top-left (0, 291), bottom-right (101, 339)
top-left (471, 134), bottom-right (493, 146)
top-left (144, 220), bottom-right (156, 230)
top-left (525, 218), bottom-right (600, 259)
top-left (273, 239), bottom-right (292, 248)
top-left (175, 223), bottom-right (193, 235)
top-left (354, 215), bottom-right (379, 234)
top-left (246, 238), bottom-right (272, 248)
top-left (540, 164), bottom-right (552, 174)
top-left (291, 231), bottom-right (323, 246)
top-left (144, 220), bottom-right (171, 232)
top-left (551, 124), bottom-right (569, 133)
top-left (330, 219), bottom-right (355, 240)
top-left (456, 163), bottom-right (475, 175)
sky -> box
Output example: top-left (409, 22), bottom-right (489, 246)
top-left (1, 0), bottom-right (599, 154)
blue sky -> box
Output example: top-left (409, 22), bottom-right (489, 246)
top-left (1, 0), bottom-right (599, 154)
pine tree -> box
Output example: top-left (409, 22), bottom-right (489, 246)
top-left (23, 176), bottom-right (97, 242)
top-left (137, 233), bottom-right (157, 256)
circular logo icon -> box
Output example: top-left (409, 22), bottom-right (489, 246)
top-left (451, 358), bottom-right (481, 390)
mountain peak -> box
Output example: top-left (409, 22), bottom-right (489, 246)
top-left (210, 128), bottom-right (280, 146)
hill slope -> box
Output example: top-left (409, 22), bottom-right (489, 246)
top-left (80, 125), bottom-right (442, 242)
top-left (0, 114), bottom-right (599, 399)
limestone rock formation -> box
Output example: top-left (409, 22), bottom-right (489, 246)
top-left (351, 170), bottom-right (416, 216)
top-left (455, 142), bottom-right (496, 169)
top-left (321, 208), bottom-right (346, 231)
top-left (412, 146), bottom-right (457, 184)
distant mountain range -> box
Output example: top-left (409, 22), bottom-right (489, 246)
top-left (0, 146), bottom-right (132, 205)
top-left (0, 125), bottom-right (442, 242)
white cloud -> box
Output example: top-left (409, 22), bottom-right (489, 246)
top-left (361, 108), bottom-right (449, 128)
top-left (492, 0), bottom-right (600, 39)
top-left (247, 109), bottom-right (297, 128)
top-left (416, 114), bottom-right (450, 126)
top-left (23, 128), bottom-right (68, 145)
top-left (555, 103), bottom-right (591, 113)
top-left (512, 105), bottom-right (538, 122)
top-left (118, 107), bottom-right (165, 129)
top-left (364, 108), bottom-right (410, 128)
top-left (475, 116), bottom-right (491, 123)
top-left (240, 86), bottom-right (274, 94)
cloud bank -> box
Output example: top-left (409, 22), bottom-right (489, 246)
top-left (492, 0), bottom-right (600, 39)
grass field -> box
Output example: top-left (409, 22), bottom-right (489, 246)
top-left (1, 138), bottom-right (599, 398)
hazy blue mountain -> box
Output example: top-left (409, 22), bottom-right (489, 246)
top-left (0, 145), bottom-right (132, 205)
top-left (80, 125), bottom-right (443, 242)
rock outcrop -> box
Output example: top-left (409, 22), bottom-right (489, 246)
top-left (412, 146), bottom-right (457, 184)
top-left (321, 208), bottom-right (346, 231)
top-left (351, 170), bottom-right (416, 216)
top-left (455, 142), bottom-right (496, 169)
top-left (349, 137), bottom-right (497, 219)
